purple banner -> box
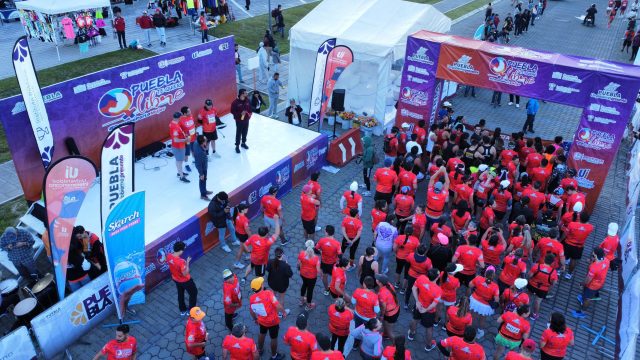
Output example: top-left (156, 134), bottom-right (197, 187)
top-left (0, 37), bottom-right (237, 202)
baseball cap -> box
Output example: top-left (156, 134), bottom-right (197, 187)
top-left (434, 182), bottom-right (443, 192)
top-left (349, 181), bottom-right (358, 192)
top-left (608, 223), bottom-right (619, 236)
top-left (401, 122), bottom-right (410, 129)
top-left (437, 233), bottom-right (449, 245)
top-left (554, 187), bottom-right (565, 195)
top-left (478, 164), bottom-right (489, 172)
top-left (250, 277), bottom-right (264, 291)
top-left (190, 307), bottom-right (206, 321)
top-left (500, 180), bottom-right (511, 188)
top-left (205, 99), bottom-right (213, 106)
top-left (401, 186), bottom-right (411, 194)
top-left (302, 184), bottom-right (312, 193)
top-left (446, 263), bottom-right (463, 274)
top-left (522, 339), bottom-right (536, 352)
top-left (514, 278), bottom-right (528, 290)
top-left (443, 101), bottom-right (452, 107)
top-left (573, 202), bottom-right (583, 212)
top-left (222, 269), bottom-right (233, 280)
top-left (375, 273), bottom-right (390, 285)
top-left (384, 158), bottom-right (393, 167)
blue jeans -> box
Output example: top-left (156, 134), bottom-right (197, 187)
top-left (376, 245), bottom-right (393, 274)
top-left (216, 219), bottom-right (237, 246)
top-left (68, 276), bottom-right (90, 292)
top-left (268, 93), bottom-right (278, 116)
top-left (236, 64), bottom-right (243, 82)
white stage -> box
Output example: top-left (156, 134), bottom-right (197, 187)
top-left (75, 114), bottom-right (323, 244)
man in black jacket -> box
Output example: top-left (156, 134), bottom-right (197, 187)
top-left (509, 196), bottom-right (535, 224)
top-left (193, 135), bottom-right (212, 201)
top-left (152, 9), bottom-right (167, 46)
top-left (285, 99), bottom-right (302, 125)
top-left (208, 192), bottom-right (240, 253)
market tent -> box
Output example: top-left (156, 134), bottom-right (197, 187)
top-left (16, 0), bottom-right (110, 13)
top-left (288, 0), bottom-right (451, 132)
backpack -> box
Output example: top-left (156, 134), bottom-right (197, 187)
top-left (504, 291), bottom-right (523, 312)
top-left (383, 134), bottom-right (395, 154)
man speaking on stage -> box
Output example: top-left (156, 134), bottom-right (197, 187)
top-left (231, 89), bottom-right (252, 154)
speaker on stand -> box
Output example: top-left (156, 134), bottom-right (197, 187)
top-left (64, 137), bottom-right (80, 155)
top-left (330, 89), bottom-right (345, 140)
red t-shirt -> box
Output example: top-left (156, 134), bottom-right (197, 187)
top-left (101, 336), bottom-right (137, 360)
top-left (525, 153), bottom-right (543, 173)
top-left (371, 209), bottom-right (387, 231)
top-left (567, 192), bottom-right (586, 213)
top-left (328, 304), bottom-right (353, 337)
top-left (352, 288), bottom-right (379, 319)
top-left (454, 183), bottom-right (474, 205)
top-left (531, 166), bottom-right (551, 187)
top-left (384, 135), bottom-right (399, 156)
top-left (198, 107), bottom-right (218, 133)
top-left (529, 264), bottom-right (557, 291)
top-left (169, 121), bottom-right (186, 149)
top-left (311, 351), bottom-right (345, 360)
top-left (246, 235), bottom-right (276, 265)
top-left (452, 211), bottom-right (471, 232)
top-left (382, 346), bottom-right (412, 360)
top-left (536, 237), bottom-right (564, 269)
top-left (223, 275), bottom-right (242, 314)
top-left (298, 252), bottom-right (319, 279)
top-left (374, 168), bottom-right (398, 193)
top-left (447, 157), bottom-right (465, 172)
top-left (316, 237), bottom-right (342, 264)
top-left (342, 216), bottom-right (363, 239)
top-left (586, 259), bottom-right (610, 290)
top-left (505, 351), bottom-right (530, 360)
top-left (398, 170), bottom-right (417, 197)
top-left (378, 285), bottom-right (399, 316)
top-left (413, 127), bottom-right (427, 144)
top-left (342, 191), bottom-right (362, 215)
top-left (235, 213), bottom-right (250, 236)
top-left (600, 235), bottom-right (619, 261)
top-left (479, 207), bottom-right (495, 230)
top-left (481, 239), bottom-right (505, 266)
top-left (499, 311), bottom-right (530, 341)
top-left (414, 275), bottom-right (442, 311)
top-left (522, 188), bottom-right (545, 217)
top-left (179, 115), bottom-right (197, 142)
top-left (471, 276), bottom-right (499, 304)
top-left (394, 194), bottom-right (414, 217)
top-left (222, 335), bottom-right (258, 360)
top-left (561, 178), bottom-right (579, 192)
top-left (499, 255), bottom-right (527, 286)
top-left (565, 222), bottom-right (594, 247)
top-left (261, 195), bottom-right (281, 219)
top-left (330, 267), bottom-right (346, 295)
top-left (300, 194), bottom-right (318, 221)
top-left (406, 252), bottom-right (432, 278)
top-left (541, 327), bottom-right (574, 358)
top-left (426, 187), bottom-right (447, 217)
top-left (518, 146), bottom-right (535, 163)
top-left (307, 180), bottom-right (322, 198)
top-left (185, 319), bottom-right (207, 356)
top-left (249, 289), bottom-right (280, 327)
top-left (440, 336), bottom-right (485, 360)
top-left (283, 327), bottom-right (318, 360)
top-left (412, 213), bottom-right (427, 237)
top-left (454, 245), bottom-right (484, 275)
top-left (166, 253), bottom-right (190, 282)
top-left (440, 273), bottom-right (461, 303)
top-left (394, 235), bottom-right (419, 260)
top-left (500, 149), bottom-right (518, 167)
top-left (430, 224), bottom-right (452, 245)
top-left (501, 288), bottom-right (530, 309)
top-left (446, 306), bottom-right (472, 336)
top-left (492, 189), bottom-right (512, 213)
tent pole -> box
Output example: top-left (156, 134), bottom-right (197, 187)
top-left (56, 45), bottom-right (60, 61)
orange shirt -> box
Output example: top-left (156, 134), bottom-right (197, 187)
top-left (352, 288), bottom-right (379, 319)
top-left (246, 234), bottom-right (276, 265)
top-left (414, 276), bottom-right (442, 311)
top-left (586, 259), bottom-right (610, 290)
top-left (342, 191), bottom-right (362, 215)
top-left (300, 194), bottom-right (318, 221)
top-left (330, 266), bottom-right (346, 295)
top-left (446, 306), bottom-right (472, 336)
top-left (499, 255), bottom-right (527, 286)
top-left (261, 195), bottom-right (281, 219)
top-left (470, 276), bottom-right (499, 305)
top-left (454, 245), bottom-right (484, 275)
top-left (378, 285), bottom-right (399, 317)
top-left (185, 319), bottom-right (207, 356)
top-left (440, 336), bottom-right (485, 360)
top-left (394, 194), bottom-right (414, 217)
top-left (382, 346), bottom-right (412, 360)
top-left (426, 187), bottom-right (447, 217)
top-left (600, 235), bottom-right (619, 261)
top-left (440, 273), bottom-right (460, 303)
top-left (298, 252), bottom-right (319, 279)
top-left (235, 213), bottom-right (250, 235)
top-left (249, 289), bottom-right (280, 327)
top-left (499, 311), bottom-right (530, 341)
top-left (394, 235), bottom-right (419, 260)
top-left (374, 168), bottom-right (398, 193)
top-left (166, 253), bottom-right (190, 282)
top-left (179, 115), bottom-right (197, 142)
top-left (328, 304), bottom-right (353, 337)
top-left (222, 335), bottom-right (258, 360)
top-left (342, 216), bottom-right (363, 239)
top-left (371, 209), bottom-right (387, 231)
top-left (541, 327), bottom-right (574, 358)
top-left (169, 121), bottom-right (186, 149)
top-left (101, 336), bottom-right (137, 360)
top-left (452, 211), bottom-right (471, 232)
top-left (311, 351), bottom-right (344, 360)
top-left (315, 237), bottom-right (342, 264)
top-left (565, 222), bottom-right (594, 247)
top-left (398, 170), bottom-right (417, 196)
top-left (479, 207), bottom-right (495, 230)
top-left (198, 107), bottom-right (218, 133)
top-left (283, 327), bottom-right (318, 360)
top-left (223, 275), bottom-right (242, 314)
top-left (406, 252), bottom-right (432, 278)
top-left (481, 239), bottom-right (505, 266)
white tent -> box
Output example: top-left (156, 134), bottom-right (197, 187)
top-left (16, 0), bottom-right (110, 14)
top-left (288, 0), bottom-right (451, 132)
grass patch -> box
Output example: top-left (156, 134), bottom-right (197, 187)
top-left (445, 0), bottom-right (490, 19)
top-left (0, 49), bottom-right (155, 163)
top-left (213, 2), bottom-right (320, 55)
top-left (0, 197), bottom-right (28, 230)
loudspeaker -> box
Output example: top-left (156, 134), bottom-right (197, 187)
top-left (65, 137), bottom-right (80, 155)
top-left (331, 89), bottom-right (346, 112)
top-left (135, 141), bottom-right (166, 160)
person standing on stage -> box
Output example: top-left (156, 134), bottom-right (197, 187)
top-left (179, 106), bottom-right (197, 172)
top-left (231, 89), bottom-right (252, 154)
top-left (169, 112), bottom-right (190, 183)
top-left (197, 99), bottom-right (221, 158)
top-left (92, 324), bottom-right (137, 360)
top-left (193, 135), bottom-right (213, 201)
top-left (222, 269), bottom-right (242, 332)
top-left (167, 241), bottom-right (198, 317)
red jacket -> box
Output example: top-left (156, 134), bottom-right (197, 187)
top-left (136, 15), bottom-right (153, 29)
top-left (114, 17), bottom-right (126, 32)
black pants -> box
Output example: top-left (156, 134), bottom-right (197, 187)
top-left (491, 91), bottom-right (502, 105)
top-left (198, 169), bottom-right (207, 196)
top-left (405, 275), bottom-right (417, 306)
top-left (235, 119), bottom-right (249, 146)
top-left (464, 85), bottom-right (476, 97)
top-left (363, 167), bottom-right (372, 191)
top-left (201, 29), bottom-right (209, 43)
top-left (509, 94), bottom-right (520, 105)
top-left (523, 114), bottom-right (536, 132)
top-left (632, 46), bottom-right (639, 60)
top-left (225, 312), bottom-right (235, 331)
top-left (341, 238), bottom-right (360, 261)
top-left (117, 31), bottom-right (126, 49)
top-left (396, 216), bottom-right (409, 234)
top-left (175, 279), bottom-right (198, 312)
top-left (245, 0), bottom-right (250, 10)
top-left (331, 333), bottom-right (348, 352)
top-left (300, 276), bottom-right (317, 303)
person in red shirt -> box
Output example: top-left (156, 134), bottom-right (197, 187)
top-left (444, 296), bottom-right (472, 338)
top-left (534, 229), bottom-right (565, 272)
top-left (298, 240), bottom-right (321, 310)
top-left (478, 199), bottom-right (496, 236)
top-left (374, 158), bottom-right (399, 205)
top-left (404, 245), bottom-right (432, 307)
top-left (249, 277), bottom-right (287, 359)
top-left (384, 127), bottom-right (400, 160)
top-left (371, 200), bottom-right (388, 234)
top-left (490, 180), bottom-right (512, 221)
top-left (93, 324), bottom-right (137, 360)
top-left (501, 278), bottom-right (530, 313)
top-left (170, 112), bottom-right (190, 183)
top-left (315, 225), bottom-right (342, 295)
top-left (408, 269), bottom-right (442, 351)
top-left (468, 267), bottom-right (499, 339)
top-left (300, 184), bottom-right (321, 240)
top-left (452, 236), bottom-right (485, 289)
top-left (398, 163), bottom-right (418, 197)
top-left (376, 274), bottom-right (400, 339)
top-left (530, 158), bottom-right (551, 189)
top-left (425, 167), bottom-right (450, 227)
top-left (393, 225), bottom-right (420, 289)
top-left (439, 326), bottom-right (486, 360)
top-left (185, 307), bottom-right (209, 359)
top-left (340, 181), bottom-right (363, 216)
top-left (113, 11), bottom-right (126, 49)
top-left (233, 204), bottom-right (252, 269)
top-left (561, 212), bottom-right (593, 280)
top-left (341, 208), bottom-right (363, 271)
top-left (500, 148), bottom-right (518, 167)
top-left (573, 248), bottom-right (610, 319)
top-left (223, 323), bottom-right (260, 360)
top-left (599, 222), bottom-right (619, 262)
top-left (261, 186), bottom-right (288, 245)
top-left (167, 241), bottom-right (198, 316)
top-left (505, 338), bottom-right (536, 360)
top-left (560, 168), bottom-right (579, 194)
top-left (329, 258), bottom-right (349, 299)
top-left (521, 181), bottom-right (545, 219)
top-left (565, 186), bottom-right (586, 215)
top-left (438, 263), bottom-right (462, 325)
top-left (498, 249), bottom-right (527, 292)
top-left (540, 312), bottom-right (574, 359)
top-left (243, 219), bottom-right (281, 280)
top-left (283, 313), bottom-right (318, 360)
top-left (222, 269), bottom-right (242, 332)
top-left (527, 253), bottom-right (558, 320)
top-left (351, 276), bottom-right (380, 327)
top-left (196, 99), bottom-right (221, 158)
top-left (430, 220), bottom-right (453, 246)
top-left (451, 201), bottom-right (472, 234)
top-left (524, 148), bottom-right (543, 175)
top-left (307, 172), bottom-right (323, 230)
top-left (327, 298), bottom-right (353, 352)
top-left (411, 205), bottom-right (427, 241)
top-left (413, 120), bottom-right (427, 146)
top-left (517, 138), bottom-right (535, 164)
top-left (393, 187), bottom-right (415, 233)
top-left (179, 106), bottom-right (197, 171)
top-left (480, 230), bottom-right (506, 268)
top-left (382, 336), bottom-right (411, 360)
top-left (453, 176), bottom-right (475, 209)
top-left (311, 333), bottom-right (345, 360)
top-left (494, 305), bottom-right (531, 360)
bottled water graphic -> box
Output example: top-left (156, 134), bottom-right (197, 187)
top-left (113, 256), bottom-right (145, 304)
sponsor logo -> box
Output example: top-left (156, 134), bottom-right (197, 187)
top-left (572, 151), bottom-right (605, 165)
top-left (400, 87), bottom-right (428, 106)
top-left (153, 234), bottom-right (198, 274)
top-left (576, 168), bottom-right (595, 189)
top-left (407, 65), bottom-right (429, 76)
top-left (107, 210), bottom-right (141, 234)
top-left (488, 57), bottom-right (538, 86)
top-left (105, 156), bottom-right (127, 211)
top-left (120, 67), bottom-right (150, 80)
top-left (276, 165), bottom-right (290, 186)
top-left (401, 108), bottom-right (424, 120)
top-left (407, 47), bottom-right (434, 65)
top-left (306, 147), bottom-right (319, 169)
top-left (74, 79), bottom-right (111, 94)
top-left (575, 128), bottom-right (615, 150)
top-left (157, 56), bottom-right (185, 69)
top-left (294, 160), bottom-right (305, 173)
top-left (446, 55), bottom-right (479, 75)
top-left (259, 183), bottom-right (273, 197)
top-left (551, 71), bottom-right (583, 83)
top-left (429, 82), bottom-right (442, 123)
top-left (10, 92), bottom-right (63, 115)
top-left (192, 49), bottom-right (213, 59)
top-left (588, 103), bottom-right (620, 116)
top-left (218, 42), bottom-right (229, 51)
top-left (247, 190), bottom-right (258, 204)
top-left (586, 114), bottom-right (616, 125)
top-left (319, 146), bottom-right (327, 156)
top-left (407, 75), bottom-right (428, 84)
top-left (69, 285), bottom-right (113, 326)
top-left (548, 83), bottom-right (580, 94)
top-left (590, 82), bottom-right (627, 103)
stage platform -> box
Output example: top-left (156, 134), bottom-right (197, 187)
top-left (75, 114), bottom-right (328, 289)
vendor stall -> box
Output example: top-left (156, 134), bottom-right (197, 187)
top-left (15, 0), bottom-right (112, 60)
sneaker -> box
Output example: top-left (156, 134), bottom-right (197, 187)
top-left (241, 143), bottom-right (249, 150)
top-left (362, 191), bottom-right (372, 197)
top-left (235, 146), bottom-right (241, 154)
top-left (222, 245), bottom-right (232, 253)
top-left (394, 281), bottom-right (400, 289)
top-left (213, 152), bottom-right (221, 158)
top-left (233, 262), bottom-right (245, 269)
top-left (571, 310), bottom-right (587, 319)
top-left (508, 102), bottom-right (513, 106)
top-left (323, 289), bottom-right (330, 296)
top-left (407, 330), bottom-right (415, 341)
top-left (185, 165), bottom-right (192, 172)
top-left (403, 303), bottom-right (409, 310)
top-left (359, 183), bottom-right (367, 189)
top-left (476, 329), bottom-right (485, 339)
top-left (280, 239), bottom-right (289, 246)
top-left (529, 312), bottom-right (539, 321)
top-left (516, 104), bottom-right (520, 108)
top-left (577, 294), bottom-right (584, 306)
top-left (315, 226), bottom-right (322, 231)
top-left (206, 191), bottom-right (213, 195)
top-left (271, 354), bottom-right (285, 360)
top-left (346, 264), bottom-right (356, 272)
top-left (180, 311), bottom-right (189, 317)
top-left (399, 288), bottom-right (406, 295)
top-left (305, 303), bottom-right (317, 311)
top-left (441, 324), bottom-right (447, 331)
top-left (425, 340), bottom-right (436, 352)
top-left (232, 240), bottom-right (241, 246)
top-left (200, 196), bottom-right (210, 201)
top-left (180, 176), bottom-right (190, 183)
top-left (564, 272), bottom-right (573, 280)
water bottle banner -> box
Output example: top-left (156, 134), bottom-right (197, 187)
top-left (103, 191), bottom-right (146, 320)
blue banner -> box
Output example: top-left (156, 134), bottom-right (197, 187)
top-left (103, 191), bottom-right (146, 320)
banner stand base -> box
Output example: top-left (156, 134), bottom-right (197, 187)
top-left (102, 320), bottom-right (141, 328)
top-left (580, 325), bottom-right (615, 346)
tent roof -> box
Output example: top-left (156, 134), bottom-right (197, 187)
top-left (16, 0), bottom-right (110, 14)
top-left (290, 0), bottom-right (451, 60)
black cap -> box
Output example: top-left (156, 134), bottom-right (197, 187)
top-left (173, 112), bottom-right (182, 119)
top-left (205, 99), bottom-right (213, 106)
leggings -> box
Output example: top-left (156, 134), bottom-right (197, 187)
top-left (341, 238), bottom-right (361, 261)
top-left (225, 312), bottom-right (234, 331)
top-left (404, 275), bottom-right (417, 306)
top-left (331, 333), bottom-right (348, 352)
top-left (300, 276), bottom-right (317, 303)
top-left (363, 167), bottom-right (372, 191)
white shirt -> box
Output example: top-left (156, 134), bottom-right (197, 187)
top-left (406, 140), bottom-right (423, 155)
top-left (426, 131), bottom-right (436, 152)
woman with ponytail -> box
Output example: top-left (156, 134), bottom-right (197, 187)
top-left (232, 203), bottom-right (251, 270)
top-left (438, 262), bottom-right (462, 326)
top-left (381, 335), bottom-right (411, 360)
top-left (340, 181), bottom-right (363, 216)
top-left (490, 179), bottom-right (513, 221)
top-left (404, 244), bottom-right (432, 308)
top-left (498, 248), bottom-right (527, 292)
top-left (451, 200), bottom-right (472, 234)
top-left (507, 224), bottom-right (533, 262)
top-left (445, 296), bottom-right (472, 337)
top-left (469, 266), bottom-right (500, 339)
top-left (376, 274), bottom-right (400, 339)
top-left (298, 240), bottom-right (321, 310)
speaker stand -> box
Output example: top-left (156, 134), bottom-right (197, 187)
top-left (330, 113), bottom-right (338, 140)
